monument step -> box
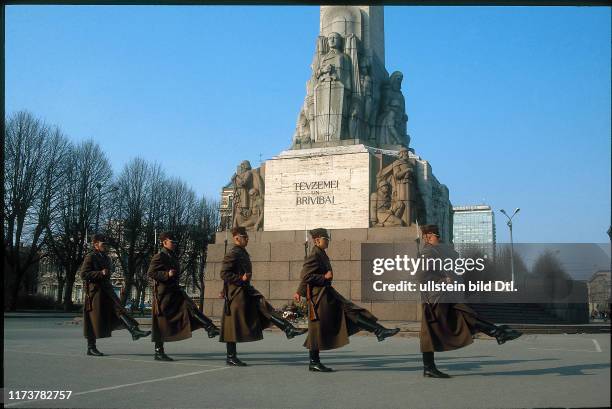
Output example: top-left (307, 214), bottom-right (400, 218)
top-left (470, 303), bottom-right (579, 325)
top-left (214, 226), bottom-right (419, 245)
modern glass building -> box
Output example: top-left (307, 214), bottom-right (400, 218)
top-left (452, 205), bottom-right (496, 260)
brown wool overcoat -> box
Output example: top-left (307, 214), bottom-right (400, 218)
top-left (219, 245), bottom-right (277, 343)
top-left (80, 251), bottom-right (127, 339)
top-left (419, 243), bottom-right (478, 352)
top-left (297, 245), bottom-right (377, 351)
top-left (147, 248), bottom-right (204, 343)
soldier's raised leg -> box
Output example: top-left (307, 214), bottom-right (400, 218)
top-left (188, 302), bottom-right (220, 338)
top-left (352, 314), bottom-right (400, 342)
top-left (258, 300), bottom-right (307, 339)
top-left (117, 309), bottom-right (151, 340)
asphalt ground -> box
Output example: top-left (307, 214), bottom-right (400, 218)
top-left (3, 316), bottom-right (610, 409)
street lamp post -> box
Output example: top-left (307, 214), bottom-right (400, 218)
top-left (500, 208), bottom-right (520, 283)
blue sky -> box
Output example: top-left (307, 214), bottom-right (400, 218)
top-left (5, 6), bottom-right (611, 243)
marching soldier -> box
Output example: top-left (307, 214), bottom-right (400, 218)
top-left (418, 224), bottom-right (523, 378)
top-left (220, 227), bottom-right (307, 366)
top-left (294, 228), bottom-right (400, 372)
top-left (147, 232), bottom-right (220, 361)
top-left (80, 234), bottom-right (151, 356)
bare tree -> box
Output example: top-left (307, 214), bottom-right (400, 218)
top-left (39, 127), bottom-right (71, 305)
top-left (193, 196), bottom-right (220, 309)
top-left (532, 249), bottom-right (570, 281)
top-left (531, 249), bottom-right (574, 301)
top-left (45, 140), bottom-right (112, 310)
top-left (4, 110), bottom-right (221, 312)
top-left (160, 178), bottom-right (198, 291)
top-left (107, 158), bottom-right (156, 305)
top-left (495, 245), bottom-right (530, 283)
top-left (162, 177), bottom-right (197, 237)
top-left (4, 112), bottom-right (69, 310)
top-left (134, 162), bottom-right (166, 307)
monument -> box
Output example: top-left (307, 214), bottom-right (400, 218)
top-left (205, 6), bottom-right (453, 321)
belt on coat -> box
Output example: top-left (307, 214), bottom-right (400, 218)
top-left (153, 281), bottom-right (163, 317)
top-left (223, 281), bottom-right (249, 316)
top-left (85, 282), bottom-right (93, 312)
top-left (306, 284), bottom-right (326, 322)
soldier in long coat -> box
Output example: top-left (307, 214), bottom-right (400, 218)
top-left (80, 234), bottom-right (151, 356)
top-left (418, 224), bottom-right (522, 378)
top-left (147, 232), bottom-right (220, 361)
top-left (294, 228), bottom-right (400, 372)
top-left (220, 227), bottom-right (306, 366)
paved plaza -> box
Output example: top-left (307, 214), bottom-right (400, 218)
top-left (3, 316), bottom-right (610, 408)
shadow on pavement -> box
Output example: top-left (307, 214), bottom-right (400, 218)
top-left (456, 362), bottom-right (611, 377)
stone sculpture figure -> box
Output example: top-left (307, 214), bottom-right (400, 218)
top-left (378, 105), bottom-right (400, 145)
top-left (378, 71), bottom-right (410, 146)
top-left (231, 161), bottom-right (264, 231)
top-left (369, 180), bottom-right (404, 227)
top-left (232, 161), bottom-right (253, 210)
top-left (377, 147), bottom-right (416, 226)
top-left (291, 7), bottom-right (419, 149)
top-left (233, 188), bottom-right (264, 231)
top-left (349, 98), bottom-right (363, 139)
top-left (293, 109), bottom-right (311, 145)
top-left (313, 32), bottom-right (353, 141)
top-left (360, 62), bottom-right (376, 139)
top-left (249, 189), bottom-right (264, 231)
top-left (305, 93), bottom-right (316, 142)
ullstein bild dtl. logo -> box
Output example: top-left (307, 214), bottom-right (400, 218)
top-left (360, 243), bottom-right (603, 304)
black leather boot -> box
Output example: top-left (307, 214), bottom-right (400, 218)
top-left (119, 314), bottom-right (151, 341)
top-left (226, 342), bottom-right (247, 366)
top-left (86, 339), bottom-right (104, 356)
top-left (269, 315), bottom-right (308, 339)
top-left (309, 349), bottom-right (333, 372)
top-left (422, 352), bottom-right (450, 378)
top-left (494, 324), bottom-right (523, 345)
top-left (476, 319), bottom-right (523, 345)
top-left (355, 316), bottom-right (400, 342)
top-left (192, 309), bottom-right (220, 338)
top-left (154, 342), bottom-right (174, 361)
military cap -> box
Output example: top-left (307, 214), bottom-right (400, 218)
top-left (92, 233), bottom-right (107, 243)
top-left (159, 231), bottom-right (176, 242)
top-left (231, 226), bottom-right (248, 237)
top-left (309, 228), bottom-right (330, 240)
top-left (420, 224), bottom-right (440, 236)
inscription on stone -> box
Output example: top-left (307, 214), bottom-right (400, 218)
top-left (264, 148), bottom-right (370, 231)
top-left (295, 180), bottom-right (339, 206)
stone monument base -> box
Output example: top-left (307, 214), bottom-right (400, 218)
top-left (203, 227), bottom-right (423, 321)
